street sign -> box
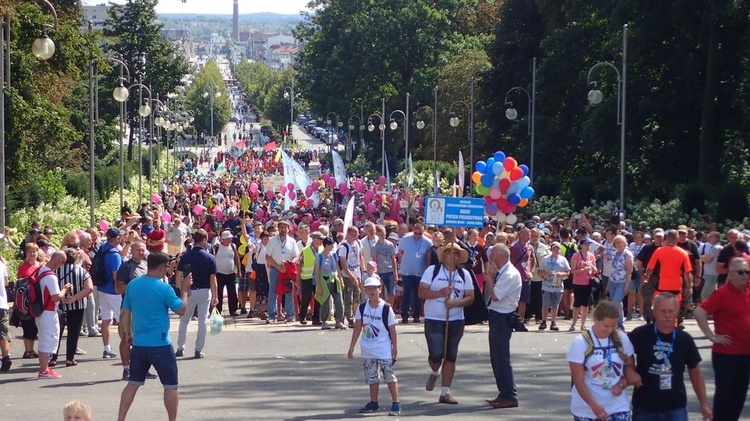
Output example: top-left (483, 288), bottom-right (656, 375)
top-left (423, 196), bottom-right (485, 228)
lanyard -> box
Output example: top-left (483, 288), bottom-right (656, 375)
top-left (594, 332), bottom-right (613, 367)
top-left (654, 325), bottom-right (676, 368)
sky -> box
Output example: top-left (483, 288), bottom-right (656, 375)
top-left (82, 0), bottom-right (311, 15)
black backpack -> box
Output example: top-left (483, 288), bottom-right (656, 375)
top-left (90, 246), bottom-right (117, 287)
top-left (358, 302), bottom-right (393, 340)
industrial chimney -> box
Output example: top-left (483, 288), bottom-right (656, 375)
top-left (233, 0), bottom-right (239, 41)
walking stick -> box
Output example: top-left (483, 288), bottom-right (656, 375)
top-left (442, 243), bottom-right (457, 368)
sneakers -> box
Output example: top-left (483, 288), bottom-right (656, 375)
top-left (335, 322), bottom-right (348, 330)
top-left (103, 350), bottom-right (118, 359)
top-left (626, 314), bottom-right (633, 321)
top-left (550, 322), bottom-right (559, 331)
top-left (321, 322), bottom-right (332, 330)
top-left (439, 393), bottom-right (458, 404)
top-left (388, 403), bottom-right (402, 416)
top-left (426, 373), bottom-right (439, 391)
top-left (300, 319), bottom-right (308, 325)
top-left (360, 401), bottom-right (379, 413)
top-left (88, 329), bottom-right (102, 337)
top-left (538, 321), bottom-right (547, 330)
top-left (38, 368), bottom-right (61, 379)
top-left (145, 371), bottom-right (158, 379)
top-left (568, 325), bottom-right (576, 332)
top-left (194, 351), bottom-right (204, 359)
top-left (122, 367), bottom-right (130, 381)
top-left (175, 349), bottom-right (184, 357)
top-left (1, 356), bottom-right (11, 372)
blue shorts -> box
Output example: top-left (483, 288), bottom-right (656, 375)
top-left (628, 272), bottom-right (642, 293)
top-left (424, 319), bottom-right (464, 363)
top-left (129, 344), bottom-right (179, 389)
top-left (379, 272), bottom-right (395, 296)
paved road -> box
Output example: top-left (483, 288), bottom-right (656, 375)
top-left (1, 314), bottom-right (745, 420)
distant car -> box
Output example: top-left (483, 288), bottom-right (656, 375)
top-left (298, 116), bottom-right (308, 124)
top-left (229, 115), bottom-right (240, 123)
top-left (306, 124), bottom-right (317, 134)
top-left (314, 127), bottom-right (328, 138)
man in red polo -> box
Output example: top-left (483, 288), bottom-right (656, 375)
top-left (694, 258), bottom-right (750, 421)
top-left (645, 229), bottom-right (692, 324)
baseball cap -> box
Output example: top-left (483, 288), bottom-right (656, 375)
top-left (29, 228), bottom-right (41, 235)
top-left (277, 220), bottom-right (290, 227)
top-left (36, 238), bottom-right (50, 247)
top-left (363, 276), bottom-right (382, 288)
top-left (106, 227), bottom-right (124, 238)
top-left (549, 241), bottom-right (561, 249)
top-left (367, 261), bottom-right (378, 270)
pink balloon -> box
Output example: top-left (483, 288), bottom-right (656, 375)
top-left (193, 205), bottom-right (204, 216)
top-left (325, 177), bottom-right (336, 188)
top-left (279, 185), bottom-right (287, 195)
top-left (311, 181), bottom-right (321, 190)
top-left (305, 186), bottom-right (313, 197)
top-left (364, 190), bottom-right (375, 202)
top-left (367, 202), bottom-right (377, 213)
top-left (265, 190), bottom-right (274, 200)
top-left (287, 182), bottom-right (295, 192)
top-left (378, 176), bottom-right (386, 185)
top-left (256, 208), bottom-right (265, 218)
top-left (214, 208), bottom-right (224, 219)
top-left (338, 181), bottom-right (348, 191)
top-left (490, 188), bottom-right (502, 200)
top-left (354, 180), bottom-right (365, 193)
top-left (98, 219), bottom-right (109, 231)
top-left (151, 193), bottom-right (160, 204)
top-left (340, 185), bottom-right (350, 196)
top-left (161, 212), bottom-right (172, 223)
top-left (249, 182), bottom-right (259, 194)
top-left (289, 191), bottom-right (297, 200)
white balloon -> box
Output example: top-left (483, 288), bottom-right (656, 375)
top-left (496, 212), bottom-right (507, 223)
top-left (506, 214), bottom-right (518, 225)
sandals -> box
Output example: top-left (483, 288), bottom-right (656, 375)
top-left (23, 350), bottom-right (38, 359)
top-left (65, 360), bottom-right (78, 367)
top-left (75, 348), bottom-right (87, 355)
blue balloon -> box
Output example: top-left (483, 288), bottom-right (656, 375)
top-left (516, 176), bottom-right (531, 190)
top-left (475, 160), bottom-right (487, 173)
top-left (492, 161), bottom-right (504, 175)
top-left (507, 193), bottom-right (521, 205)
top-left (507, 181), bottom-right (520, 195)
top-left (481, 172), bottom-right (495, 187)
top-left (520, 186), bottom-right (535, 199)
top-left (494, 151), bottom-right (506, 163)
top-left (486, 157), bottom-right (496, 170)
top-left (519, 164), bottom-right (529, 177)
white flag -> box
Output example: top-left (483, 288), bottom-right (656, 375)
top-left (343, 196), bottom-right (355, 234)
top-left (458, 151), bottom-right (464, 196)
top-left (332, 150), bottom-right (347, 187)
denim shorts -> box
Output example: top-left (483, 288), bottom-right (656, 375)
top-left (520, 280), bottom-right (531, 303)
top-left (130, 344), bottom-right (179, 389)
top-left (379, 272), bottom-right (395, 296)
top-left (424, 319), bottom-right (465, 363)
top-left (542, 291), bottom-right (562, 310)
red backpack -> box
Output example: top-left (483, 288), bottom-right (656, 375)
top-left (14, 267), bottom-right (54, 319)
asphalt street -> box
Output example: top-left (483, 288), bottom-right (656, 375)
top-left (0, 315), bottom-right (745, 420)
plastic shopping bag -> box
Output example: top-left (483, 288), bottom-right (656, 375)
top-left (209, 307), bottom-right (224, 336)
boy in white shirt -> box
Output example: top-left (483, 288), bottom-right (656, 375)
top-left (347, 276), bottom-right (400, 416)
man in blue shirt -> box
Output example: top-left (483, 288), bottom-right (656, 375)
top-left (397, 222), bottom-right (432, 324)
top-left (118, 252), bottom-right (188, 421)
top-left (100, 227), bottom-right (128, 359)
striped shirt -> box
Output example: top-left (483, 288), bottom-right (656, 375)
top-left (55, 263), bottom-right (90, 311)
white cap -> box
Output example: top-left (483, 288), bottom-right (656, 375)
top-left (363, 276), bottom-right (381, 288)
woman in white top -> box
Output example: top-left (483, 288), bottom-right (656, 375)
top-left (567, 301), bottom-right (639, 421)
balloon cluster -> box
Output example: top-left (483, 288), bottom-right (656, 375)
top-left (472, 151), bottom-right (535, 224)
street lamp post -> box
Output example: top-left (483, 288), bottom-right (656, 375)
top-left (387, 93), bottom-right (410, 181)
top-left (415, 87), bottom-right (439, 195)
top-left (448, 77), bottom-right (475, 196)
top-left (113, 79), bottom-right (152, 205)
top-left (111, 57), bottom-right (131, 209)
top-left (504, 58), bottom-right (537, 185)
top-left (366, 99), bottom-right (387, 176)
top-left (0, 0), bottom-right (59, 229)
top-left (586, 24), bottom-right (627, 212)
top-left (87, 21), bottom-right (96, 227)
top-left (203, 85), bottom-right (221, 146)
top-left (325, 112), bottom-right (341, 154)
top-left (347, 115), bottom-right (364, 162)
top-left (283, 82), bottom-right (294, 145)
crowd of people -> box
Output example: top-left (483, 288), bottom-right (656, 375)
top-left (0, 141), bottom-right (748, 419)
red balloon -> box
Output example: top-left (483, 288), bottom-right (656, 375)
top-left (497, 197), bottom-right (508, 208)
top-left (499, 178), bottom-right (511, 192)
top-left (510, 167), bottom-right (524, 181)
top-left (503, 157), bottom-right (517, 172)
top-left (484, 196), bottom-right (494, 205)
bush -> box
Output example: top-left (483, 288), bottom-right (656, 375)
top-left (716, 184), bottom-right (749, 223)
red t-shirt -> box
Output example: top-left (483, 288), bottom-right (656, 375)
top-left (17, 261), bottom-right (39, 279)
top-left (647, 244), bottom-right (692, 291)
top-left (700, 282), bottom-right (750, 355)
top-left (147, 228), bottom-right (166, 251)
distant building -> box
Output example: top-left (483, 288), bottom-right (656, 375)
top-left (245, 31), bottom-right (271, 62)
top-left (81, 4), bottom-right (110, 30)
top-left (267, 43), bottom-right (299, 70)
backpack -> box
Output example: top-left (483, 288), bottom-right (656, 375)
top-left (562, 241), bottom-right (578, 262)
top-left (358, 302), bottom-right (393, 340)
top-left (430, 263), bottom-right (488, 325)
top-left (91, 246), bottom-right (117, 287)
top-left (14, 267), bottom-right (55, 320)
top-left (571, 328), bottom-right (598, 387)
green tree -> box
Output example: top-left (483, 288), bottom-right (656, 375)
top-left (186, 60), bottom-right (230, 138)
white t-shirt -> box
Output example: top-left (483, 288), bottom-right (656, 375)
top-left (539, 254), bottom-right (571, 293)
top-left (0, 261), bottom-right (8, 310)
top-left (420, 265), bottom-right (474, 321)
top-left (355, 298), bottom-right (398, 359)
top-left (339, 240), bottom-right (362, 280)
top-left (39, 266), bottom-right (61, 313)
top-left (566, 329), bottom-right (634, 419)
top-left (700, 242), bottom-right (722, 276)
top-left (214, 243), bottom-right (236, 274)
top-left (265, 235), bottom-right (300, 266)
top-left (602, 241), bottom-right (616, 276)
top-left (361, 235), bottom-right (379, 263)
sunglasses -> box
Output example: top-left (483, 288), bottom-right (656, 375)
top-left (733, 270), bottom-right (750, 275)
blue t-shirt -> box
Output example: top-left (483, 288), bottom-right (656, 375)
top-left (176, 247), bottom-right (217, 289)
top-left (122, 275), bottom-right (184, 347)
top-left (100, 243), bottom-right (122, 295)
top-left (397, 234), bottom-right (433, 276)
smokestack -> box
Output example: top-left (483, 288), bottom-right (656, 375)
top-left (233, 0), bottom-right (239, 41)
